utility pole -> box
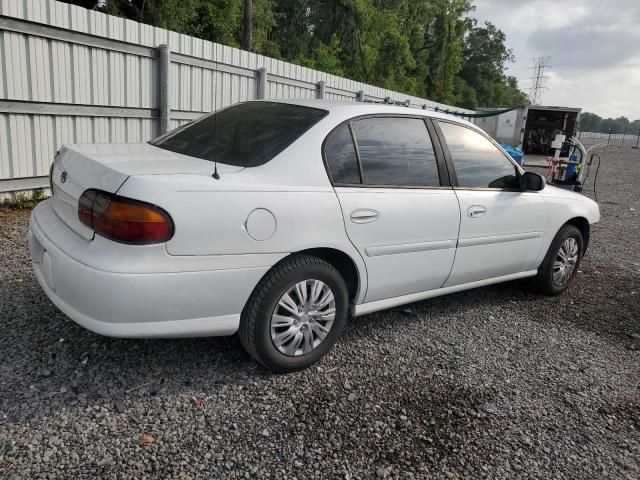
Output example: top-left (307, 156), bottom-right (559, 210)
top-left (527, 57), bottom-right (551, 105)
top-left (243, 0), bottom-right (252, 52)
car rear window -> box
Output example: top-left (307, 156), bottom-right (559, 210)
top-left (150, 102), bottom-right (328, 167)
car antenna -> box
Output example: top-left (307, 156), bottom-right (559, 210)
top-left (212, 107), bottom-right (220, 179)
top-left (212, 45), bottom-right (220, 180)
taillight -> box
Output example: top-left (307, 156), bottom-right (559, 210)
top-left (78, 189), bottom-right (174, 245)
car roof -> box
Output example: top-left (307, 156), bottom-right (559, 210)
top-left (255, 99), bottom-right (477, 129)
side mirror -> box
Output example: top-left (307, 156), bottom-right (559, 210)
top-left (521, 171), bottom-right (546, 191)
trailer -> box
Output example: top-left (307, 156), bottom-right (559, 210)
top-left (475, 105), bottom-right (581, 162)
top-left (522, 106), bottom-right (581, 158)
top-left (474, 105), bottom-right (595, 192)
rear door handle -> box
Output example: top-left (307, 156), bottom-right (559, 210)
top-left (350, 209), bottom-right (380, 224)
top-left (467, 205), bottom-right (487, 218)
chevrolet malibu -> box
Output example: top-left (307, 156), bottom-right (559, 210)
top-left (29, 100), bottom-right (600, 372)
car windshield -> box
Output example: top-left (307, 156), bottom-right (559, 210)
top-left (150, 102), bottom-right (328, 167)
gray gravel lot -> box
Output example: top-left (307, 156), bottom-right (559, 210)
top-left (1, 148), bottom-right (639, 479)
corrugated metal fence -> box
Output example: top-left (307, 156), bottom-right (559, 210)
top-left (0, 0), bottom-right (473, 198)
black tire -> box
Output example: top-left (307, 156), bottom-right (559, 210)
top-left (238, 254), bottom-right (349, 373)
top-left (531, 224), bottom-right (583, 295)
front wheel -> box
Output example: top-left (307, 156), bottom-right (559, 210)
top-left (238, 254), bottom-right (348, 373)
top-left (531, 224), bottom-right (583, 295)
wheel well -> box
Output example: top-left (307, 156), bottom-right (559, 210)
top-left (566, 217), bottom-right (590, 253)
top-left (297, 248), bottom-right (360, 301)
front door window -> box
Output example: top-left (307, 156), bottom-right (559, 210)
top-left (438, 121), bottom-right (519, 189)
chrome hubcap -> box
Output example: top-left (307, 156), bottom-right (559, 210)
top-left (270, 279), bottom-right (336, 356)
top-left (553, 237), bottom-right (579, 287)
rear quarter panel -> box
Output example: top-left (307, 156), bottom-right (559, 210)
top-left (116, 145), bottom-right (369, 302)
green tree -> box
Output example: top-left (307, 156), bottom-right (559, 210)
top-left (457, 21), bottom-right (527, 108)
top-left (58, 0), bottom-right (531, 111)
top-left (579, 112), bottom-right (602, 132)
top-left (425, 0), bottom-right (472, 103)
top-left (579, 112), bottom-right (640, 134)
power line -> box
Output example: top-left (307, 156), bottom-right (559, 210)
top-left (527, 57), bottom-right (551, 105)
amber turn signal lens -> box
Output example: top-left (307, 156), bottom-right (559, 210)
top-left (78, 190), bottom-right (174, 244)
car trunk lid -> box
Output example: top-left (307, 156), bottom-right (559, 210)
top-left (51, 143), bottom-right (242, 240)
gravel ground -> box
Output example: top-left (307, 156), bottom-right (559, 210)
top-left (1, 148), bottom-right (639, 479)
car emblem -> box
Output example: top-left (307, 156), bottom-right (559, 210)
top-left (60, 171), bottom-right (68, 183)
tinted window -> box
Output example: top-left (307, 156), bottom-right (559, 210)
top-left (324, 125), bottom-right (361, 184)
top-left (150, 102), bottom-right (328, 167)
top-left (438, 122), bottom-right (519, 189)
top-left (351, 117), bottom-right (440, 186)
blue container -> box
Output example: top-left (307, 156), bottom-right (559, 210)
top-left (566, 154), bottom-right (578, 179)
top-left (500, 144), bottom-right (524, 166)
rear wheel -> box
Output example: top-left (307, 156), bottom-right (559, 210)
top-left (238, 254), bottom-right (348, 372)
top-left (531, 224), bottom-right (583, 294)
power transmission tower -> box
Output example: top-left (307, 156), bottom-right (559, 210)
top-left (528, 57), bottom-right (551, 105)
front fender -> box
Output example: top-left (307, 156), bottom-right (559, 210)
top-left (534, 187), bottom-right (600, 267)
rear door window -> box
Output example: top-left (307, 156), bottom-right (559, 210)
top-left (350, 117), bottom-right (441, 187)
top-left (324, 125), bottom-right (361, 184)
top-left (151, 102), bottom-right (328, 167)
top-left (438, 121), bottom-right (519, 189)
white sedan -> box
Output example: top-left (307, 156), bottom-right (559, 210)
top-left (29, 100), bottom-right (600, 372)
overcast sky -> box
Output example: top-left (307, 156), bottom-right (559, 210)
top-left (472, 0), bottom-right (640, 119)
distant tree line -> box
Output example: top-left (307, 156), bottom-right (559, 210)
top-left (579, 112), bottom-right (640, 134)
top-left (62, 0), bottom-right (528, 110)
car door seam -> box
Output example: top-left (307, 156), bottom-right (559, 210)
top-left (532, 194), bottom-right (551, 269)
top-left (331, 187), bottom-right (370, 302)
top-left (439, 188), bottom-right (463, 288)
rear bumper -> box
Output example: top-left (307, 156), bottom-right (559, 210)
top-left (29, 200), bottom-right (271, 338)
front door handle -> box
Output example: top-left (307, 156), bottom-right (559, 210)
top-left (467, 205), bottom-right (487, 218)
top-left (350, 209), bottom-right (380, 224)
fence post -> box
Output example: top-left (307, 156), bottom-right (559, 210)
top-left (607, 127), bottom-right (612, 146)
top-left (158, 44), bottom-right (171, 135)
top-left (356, 90), bottom-right (365, 102)
top-left (256, 68), bottom-right (268, 100)
top-left (621, 127), bottom-right (627, 148)
top-left (634, 129), bottom-right (640, 149)
top-left (316, 80), bottom-right (326, 100)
